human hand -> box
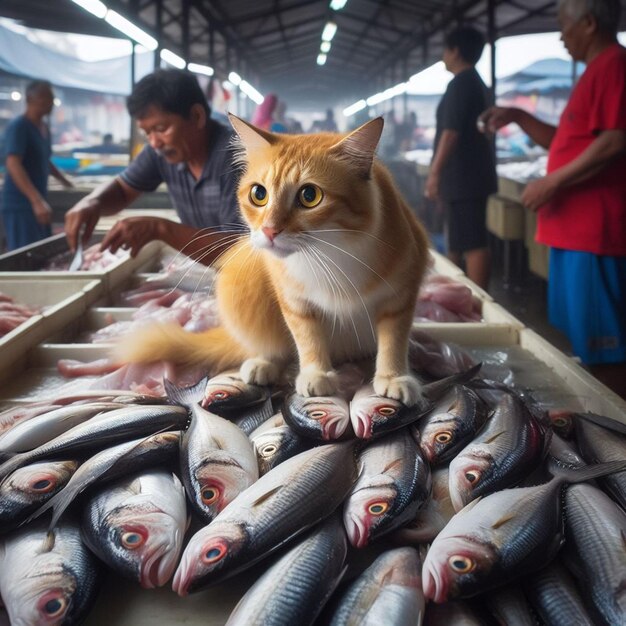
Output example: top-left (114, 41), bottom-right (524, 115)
top-left (478, 107), bottom-right (520, 134)
top-left (32, 198), bottom-right (52, 225)
top-left (424, 172), bottom-right (440, 200)
top-left (65, 200), bottom-right (100, 252)
top-left (99, 216), bottom-right (164, 258)
top-left (521, 175), bottom-right (559, 212)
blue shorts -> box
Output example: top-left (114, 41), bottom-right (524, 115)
top-left (548, 248), bottom-right (626, 365)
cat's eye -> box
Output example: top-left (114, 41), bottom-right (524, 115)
top-left (250, 184), bottom-right (269, 206)
top-left (298, 184), bottom-right (323, 208)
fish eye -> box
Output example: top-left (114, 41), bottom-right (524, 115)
top-left (298, 184), bottom-right (323, 208)
top-left (30, 478), bottom-right (54, 492)
top-left (38, 592), bottom-right (67, 619)
top-left (465, 470), bottom-right (480, 484)
top-left (202, 543), bottom-right (227, 564)
top-left (260, 444), bottom-right (277, 457)
top-left (310, 410), bottom-right (327, 419)
top-left (377, 406), bottom-right (397, 417)
top-left (250, 184), bottom-right (269, 206)
top-left (213, 391), bottom-right (229, 399)
top-left (448, 555), bottom-right (475, 574)
top-left (121, 530), bottom-right (146, 549)
top-left (553, 417), bottom-right (568, 427)
top-left (435, 431), bottom-right (453, 444)
top-left (367, 502), bottom-right (389, 516)
top-left (201, 486), bottom-right (221, 505)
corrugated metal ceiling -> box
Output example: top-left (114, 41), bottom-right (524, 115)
top-left (2, 0), bottom-right (626, 110)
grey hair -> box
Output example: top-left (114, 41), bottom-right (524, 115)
top-left (558, 0), bottom-right (621, 35)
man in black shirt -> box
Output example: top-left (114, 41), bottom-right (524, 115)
top-left (65, 69), bottom-right (243, 263)
top-left (425, 27), bottom-right (497, 290)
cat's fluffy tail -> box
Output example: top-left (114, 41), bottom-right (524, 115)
top-left (112, 324), bottom-right (249, 372)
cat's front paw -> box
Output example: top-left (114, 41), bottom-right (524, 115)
top-left (296, 367), bottom-right (338, 397)
top-left (373, 374), bottom-right (426, 407)
top-left (240, 358), bottom-right (280, 386)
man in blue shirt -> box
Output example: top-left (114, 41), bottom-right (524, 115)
top-left (2, 80), bottom-right (73, 251)
top-left (65, 69), bottom-right (243, 264)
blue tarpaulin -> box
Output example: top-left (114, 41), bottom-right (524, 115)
top-left (0, 22), bottom-right (152, 95)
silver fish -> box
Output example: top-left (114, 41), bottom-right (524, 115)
top-left (165, 379), bottom-right (259, 523)
top-left (393, 467), bottom-right (454, 544)
top-left (226, 516), bottom-right (347, 626)
top-left (574, 414), bottom-right (626, 509)
top-left (173, 441), bottom-right (359, 594)
top-left (283, 393), bottom-right (351, 440)
top-left (0, 460), bottom-right (78, 533)
top-left (202, 370), bottom-right (270, 412)
top-left (344, 428), bottom-right (431, 547)
top-left (350, 365), bottom-right (482, 439)
top-left (422, 461), bottom-right (626, 603)
top-left (0, 404), bottom-right (188, 482)
top-left (329, 547), bottom-right (424, 626)
top-left (30, 431), bottom-right (180, 529)
top-left (82, 469), bottom-right (188, 589)
top-left (250, 414), bottom-right (313, 475)
top-left (523, 560), bottom-right (596, 626)
top-left (0, 402), bottom-right (124, 454)
top-left (448, 392), bottom-right (550, 511)
top-left (485, 585), bottom-right (536, 626)
top-left (562, 483), bottom-right (626, 625)
top-left (0, 520), bottom-right (101, 625)
top-left (418, 385), bottom-right (489, 466)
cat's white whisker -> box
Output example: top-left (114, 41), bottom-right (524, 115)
top-left (308, 228), bottom-right (396, 249)
top-left (302, 233), bottom-right (398, 297)
top-left (310, 243), bottom-right (376, 349)
top-left (303, 246), bottom-right (342, 339)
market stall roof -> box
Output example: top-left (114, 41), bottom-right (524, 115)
top-left (2, 0), bottom-right (626, 110)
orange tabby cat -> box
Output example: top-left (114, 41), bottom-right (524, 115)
top-left (116, 114), bottom-right (430, 404)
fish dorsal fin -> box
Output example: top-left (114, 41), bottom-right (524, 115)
top-left (484, 430), bottom-right (506, 445)
top-left (252, 484), bottom-right (283, 508)
top-left (491, 513), bottom-right (516, 529)
top-left (382, 458), bottom-right (403, 475)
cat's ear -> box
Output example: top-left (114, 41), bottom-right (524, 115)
top-left (330, 117), bottom-right (384, 177)
top-left (228, 113), bottom-right (275, 152)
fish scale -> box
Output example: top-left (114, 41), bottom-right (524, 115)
top-left (226, 517), bottom-right (347, 626)
top-left (563, 483), bottom-right (626, 625)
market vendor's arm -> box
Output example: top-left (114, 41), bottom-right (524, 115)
top-left (49, 161), bottom-right (73, 189)
top-left (479, 107), bottom-right (557, 150)
top-left (99, 217), bottom-right (242, 265)
top-left (5, 154), bottom-right (52, 225)
top-left (424, 129), bottom-right (459, 200)
top-left (64, 177), bottom-right (142, 251)
top-left (522, 129), bottom-right (626, 211)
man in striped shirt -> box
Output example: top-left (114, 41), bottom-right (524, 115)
top-left (65, 69), bottom-right (243, 264)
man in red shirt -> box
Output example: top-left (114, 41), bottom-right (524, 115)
top-left (480, 0), bottom-right (626, 398)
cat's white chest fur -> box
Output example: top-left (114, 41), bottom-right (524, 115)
top-left (280, 239), bottom-right (392, 357)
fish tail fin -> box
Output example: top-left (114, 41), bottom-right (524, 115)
top-left (112, 324), bottom-right (250, 371)
top-left (550, 459), bottom-right (626, 484)
top-left (163, 377), bottom-right (208, 408)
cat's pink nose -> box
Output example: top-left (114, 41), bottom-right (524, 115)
top-left (262, 226), bottom-right (281, 242)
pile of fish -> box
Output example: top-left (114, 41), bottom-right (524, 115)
top-left (0, 341), bottom-right (623, 625)
top-left (0, 292), bottom-right (40, 337)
